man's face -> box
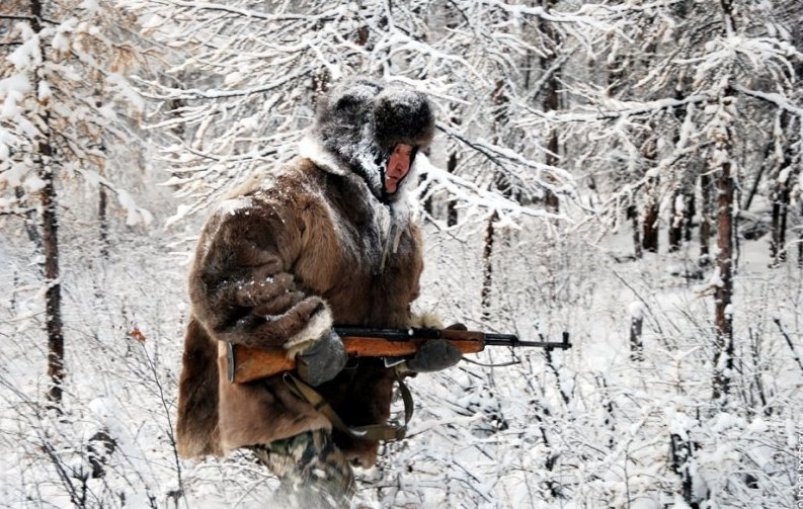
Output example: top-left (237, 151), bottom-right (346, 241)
top-left (384, 144), bottom-right (413, 194)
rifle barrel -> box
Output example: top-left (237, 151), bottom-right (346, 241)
top-left (482, 337), bottom-right (572, 349)
top-left (333, 327), bottom-right (571, 350)
top-left (489, 331), bottom-right (573, 349)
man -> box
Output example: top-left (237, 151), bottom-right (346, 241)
top-left (176, 79), bottom-right (461, 507)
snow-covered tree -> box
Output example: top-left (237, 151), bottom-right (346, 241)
top-left (1, 0), bottom-right (154, 404)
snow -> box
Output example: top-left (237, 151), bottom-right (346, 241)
top-left (106, 73), bottom-right (145, 112)
top-left (1, 162), bottom-right (27, 187)
top-left (0, 74), bottom-right (32, 97)
top-left (117, 189), bottom-right (153, 226)
top-left (22, 174), bottom-right (45, 193)
top-left (0, 137), bottom-right (10, 162)
top-left (628, 301), bottom-right (644, 320)
top-left (1, 1), bottom-right (802, 507)
top-left (8, 34), bottom-right (41, 69)
top-left (52, 31), bottom-right (70, 52)
top-left (37, 80), bottom-right (52, 103)
top-left (710, 412), bottom-right (744, 433)
top-left (708, 266), bottom-right (724, 288)
top-left (79, 0), bottom-right (100, 11)
top-left (165, 204), bottom-right (192, 229)
top-left (1, 90), bottom-right (22, 119)
top-left (216, 197), bottom-right (252, 216)
top-left (778, 165), bottom-right (791, 184)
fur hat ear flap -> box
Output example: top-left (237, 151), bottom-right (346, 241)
top-left (373, 87), bottom-right (435, 152)
top-left (333, 93), bottom-right (363, 119)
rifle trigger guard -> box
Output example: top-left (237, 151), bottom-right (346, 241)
top-left (383, 356), bottom-right (406, 368)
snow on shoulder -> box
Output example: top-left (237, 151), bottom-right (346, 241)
top-left (215, 196), bottom-right (253, 217)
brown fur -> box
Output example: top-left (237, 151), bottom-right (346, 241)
top-left (176, 157), bottom-right (424, 464)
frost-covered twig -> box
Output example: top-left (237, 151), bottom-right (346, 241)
top-left (610, 269), bottom-right (666, 342)
top-left (773, 318), bottom-right (803, 375)
top-left (138, 341), bottom-right (186, 507)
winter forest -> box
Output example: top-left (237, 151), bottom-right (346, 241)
top-left (1, 0), bottom-right (802, 507)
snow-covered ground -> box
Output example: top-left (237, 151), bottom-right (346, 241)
top-left (1, 205), bottom-right (800, 508)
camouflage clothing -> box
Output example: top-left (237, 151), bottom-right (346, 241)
top-left (250, 429), bottom-right (355, 508)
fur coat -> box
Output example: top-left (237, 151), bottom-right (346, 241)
top-left (176, 79), bottom-right (435, 466)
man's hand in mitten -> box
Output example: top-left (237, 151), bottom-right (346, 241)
top-left (392, 337), bottom-right (463, 376)
top-left (407, 339), bottom-right (463, 372)
top-left (295, 330), bottom-right (347, 386)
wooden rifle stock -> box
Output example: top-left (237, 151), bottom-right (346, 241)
top-left (227, 327), bottom-right (571, 384)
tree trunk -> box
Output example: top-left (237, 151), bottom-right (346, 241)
top-left (446, 152), bottom-right (458, 227)
top-left (641, 136), bottom-right (659, 253)
top-left (627, 204), bottom-right (642, 259)
top-left (642, 206), bottom-right (659, 253)
top-left (713, 149), bottom-right (735, 402)
top-left (741, 140), bottom-right (773, 212)
top-left (31, 0), bottom-right (65, 408)
top-left (699, 172), bottom-right (713, 265)
top-left (540, 0), bottom-right (561, 212)
top-left (713, 2), bottom-right (737, 404)
top-left (544, 130), bottom-right (560, 212)
top-left (769, 168), bottom-right (790, 266)
top-left (768, 111), bottom-right (792, 266)
top-left (668, 190), bottom-right (695, 251)
top-left (778, 184), bottom-right (789, 262)
top-left (99, 186), bottom-right (109, 259)
top-left (668, 189), bottom-right (682, 253)
top-left (630, 313), bottom-right (644, 362)
top-left (670, 433), bottom-right (701, 509)
top-left (482, 72), bottom-right (508, 323)
top-left (642, 181), bottom-right (659, 253)
top-left (799, 199), bottom-right (803, 268)
top-left (684, 192), bottom-right (695, 242)
top-left (15, 186), bottom-right (43, 249)
top-left (481, 211), bottom-right (497, 323)
top-left (668, 82), bottom-right (691, 253)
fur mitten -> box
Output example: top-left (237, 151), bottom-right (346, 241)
top-left (295, 330), bottom-right (347, 386)
top-left (405, 339), bottom-right (462, 373)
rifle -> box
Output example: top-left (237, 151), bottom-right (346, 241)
top-left (227, 326), bottom-right (571, 384)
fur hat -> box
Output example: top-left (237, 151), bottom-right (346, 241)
top-left (314, 79), bottom-right (434, 164)
top-left (315, 79), bottom-right (383, 156)
top-left (311, 78), bottom-right (435, 202)
top-left (372, 87), bottom-right (435, 152)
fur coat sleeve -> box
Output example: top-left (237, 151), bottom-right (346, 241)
top-left (177, 180), bottom-right (336, 458)
top-left (189, 194), bottom-right (333, 352)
